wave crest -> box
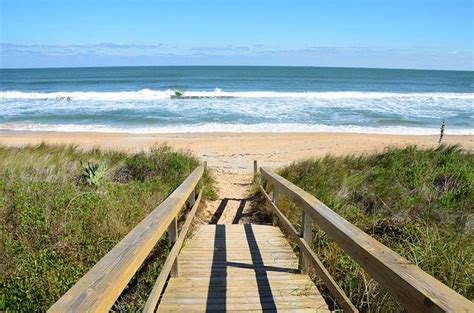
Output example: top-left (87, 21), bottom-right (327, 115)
top-left (1, 122), bottom-right (473, 135)
top-left (1, 89), bottom-right (473, 101)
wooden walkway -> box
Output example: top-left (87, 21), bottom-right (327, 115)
top-left (50, 165), bottom-right (473, 312)
top-left (158, 224), bottom-right (329, 312)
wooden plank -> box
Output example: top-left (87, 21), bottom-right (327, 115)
top-left (158, 225), bottom-right (329, 312)
top-left (48, 166), bottom-right (204, 313)
top-left (158, 301), bottom-right (328, 311)
top-left (261, 186), bottom-right (357, 312)
top-left (166, 281), bottom-right (316, 290)
top-left (160, 295), bottom-right (323, 304)
top-left (143, 190), bottom-right (203, 313)
top-left (179, 252), bottom-right (297, 258)
top-left (166, 275), bottom-right (312, 284)
top-left (261, 167), bottom-right (474, 313)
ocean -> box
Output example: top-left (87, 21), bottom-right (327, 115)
top-left (0, 66), bottom-right (472, 134)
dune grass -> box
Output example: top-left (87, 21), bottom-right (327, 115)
top-left (268, 145), bottom-right (473, 311)
top-left (0, 143), bottom-right (215, 311)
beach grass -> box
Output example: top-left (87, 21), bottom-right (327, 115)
top-left (0, 143), bottom-right (215, 311)
top-left (265, 145), bottom-right (473, 311)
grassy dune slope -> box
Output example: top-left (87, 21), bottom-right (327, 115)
top-left (1, 144), bottom-right (214, 311)
top-left (275, 145), bottom-right (473, 311)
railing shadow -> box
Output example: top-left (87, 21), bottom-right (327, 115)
top-left (206, 224), bottom-right (284, 312)
top-left (210, 199), bottom-right (228, 224)
top-left (209, 198), bottom-right (248, 224)
top-left (243, 224), bottom-right (277, 311)
top-left (206, 224), bottom-right (227, 311)
top-left (232, 199), bottom-right (247, 224)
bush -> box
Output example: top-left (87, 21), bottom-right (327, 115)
top-left (273, 145), bottom-right (473, 312)
top-left (0, 144), bottom-right (215, 311)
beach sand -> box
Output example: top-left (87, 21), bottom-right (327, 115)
top-left (1, 131), bottom-right (472, 172)
top-left (2, 131), bottom-right (473, 223)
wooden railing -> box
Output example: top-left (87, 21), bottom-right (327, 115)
top-left (49, 165), bottom-right (205, 313)
top-left (259, 166), bottom-right (473, 313)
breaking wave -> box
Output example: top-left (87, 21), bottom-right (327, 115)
top-left (1, 88), bottom-right (473, 101)
top-left (1, 122), bottom-right (473, 135)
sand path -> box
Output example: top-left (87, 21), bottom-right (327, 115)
top-left (199, 169), bottom-right (255, 224)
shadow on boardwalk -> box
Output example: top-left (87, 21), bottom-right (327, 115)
top-left (206, 224), bottom-right (300, 312)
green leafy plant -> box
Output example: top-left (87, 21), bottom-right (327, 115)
top-left (80, 162), bottom-right (107, 187)
top-left (0, 144), bottom-right (215, 311)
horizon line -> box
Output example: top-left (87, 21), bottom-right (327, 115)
top-left (1, 64), bottom-right (473, 72)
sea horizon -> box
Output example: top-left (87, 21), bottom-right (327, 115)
top-left (2, 64), bottom-right (473, 72)
top-left (1, 65), bottom-right (473, 135)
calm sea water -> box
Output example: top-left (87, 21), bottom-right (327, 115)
top-left (0, 66), bottom-right (473, 134)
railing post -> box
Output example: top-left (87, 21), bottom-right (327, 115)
top-left (167, 218), bottom-right (179, 277)
top-left (188, 188), bottom-right (196, 209)
top-left (299, 211), bottom-right (314, 273)
top-left (272, 185), bottom-right (279, 226)
top-left (253, 160), bottom-right (258, 177)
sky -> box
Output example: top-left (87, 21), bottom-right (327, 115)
top-left (0, 0), bottom-right (473, 70)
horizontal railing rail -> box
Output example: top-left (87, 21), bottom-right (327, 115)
top-left (144, 188), bottom-right (203, 312)
top-left (259, 166), bottom-right (473, 313)
top-left (49, 165), bottom-right (205, 313)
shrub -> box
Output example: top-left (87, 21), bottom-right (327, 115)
top-left (80, 162), bottom-right (107, 187)
top-left (0, 144), bottom-right (215, 311)
top-left (271, 145), bottom-right (473, 312)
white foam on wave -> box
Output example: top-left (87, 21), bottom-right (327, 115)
top-left (1, 122), bottom-right (472, 135)
top-left (0, 89), bottom-right (173, 100)
top-left (1, 89), bottom-right (473, 101)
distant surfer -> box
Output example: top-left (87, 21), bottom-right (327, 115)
top-left (171, 91), bottom-right (183, 98)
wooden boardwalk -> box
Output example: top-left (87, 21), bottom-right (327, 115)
top-left (50, 165), bottom-right (473, 312)
top-left (157, 224), bottom-right (329, 312)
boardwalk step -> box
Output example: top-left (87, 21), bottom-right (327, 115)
top-left (157, 224), bottom-right (329, 312)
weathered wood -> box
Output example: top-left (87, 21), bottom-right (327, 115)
top-left (144, 190), bottom-right (203, 313)
top-left (48, 166), bottom-right (204, 313)
top-left (187, 188), bottom-right (196, 208)
top-left (299, 212), bottom-right (314, 273)
top-left (261, 186), bottom-right (357, 313)
top-left (157, 225), bottom-right (329, 312)
top-left (272, 185), bottom-right (279, 226)
top-left (261, 167), bottom-right (474, 313)
top-left (167, 218), bottom-right (179, 277)
top-left (253, 160), bottom-right (258, 177)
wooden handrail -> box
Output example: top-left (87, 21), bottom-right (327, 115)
top-left (260, 167), bottom-right (473, 313)
top-left (260, 186), bottom-right (357, 313)
top-left (144, 189), bottom-right (203, 312)
top-left (49, 166), bottom-right (204, 313)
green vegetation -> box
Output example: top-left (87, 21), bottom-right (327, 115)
top-left (273, 145), bottom-right (473, 312)
top-left (80, 162), bottom-right (107, 187)
top-left (0, 143), bottom-right (215, 311)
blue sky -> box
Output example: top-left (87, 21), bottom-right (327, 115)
top-left (0, 0), bottom-right (472, 69)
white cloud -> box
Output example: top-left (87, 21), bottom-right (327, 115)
top-left (1, 42), bottom-right (472, 70)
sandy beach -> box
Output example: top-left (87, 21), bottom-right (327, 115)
top-left (1, 131), bottom-right (472, 173)
top-left (8, 131), bottom-right (473, 224)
